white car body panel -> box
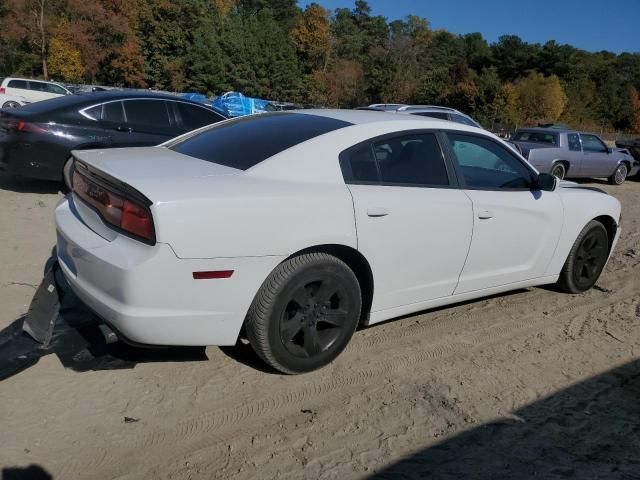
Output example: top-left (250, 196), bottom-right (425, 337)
top-left (0, 93), bottom-right (29, 107)
top-left (454, 189), bottom-right (563, 293)
top-left (348, 184), bottom-right (472, 312)
top-left (56, 110), bottom-right (622, 347)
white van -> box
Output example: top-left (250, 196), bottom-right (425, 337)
top-left (0, 77), bottom-right (71, 103)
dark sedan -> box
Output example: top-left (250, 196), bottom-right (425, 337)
top-left (0, 92), bottom-right (226, 182)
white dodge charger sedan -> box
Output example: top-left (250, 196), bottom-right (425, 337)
top-left (55, 110), bottom-right (621, 373)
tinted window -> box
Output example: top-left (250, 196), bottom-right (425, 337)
top-left (175, 102), bottom-right (224, 131)
top-left (411, 111), bottom-right (449, 120)
top-left (580, 134), bottom-right (607, 152)
top-left (83, 105), bottom-right (102, 120)
top-left (375, 134), bottom-right (449, 186)
top-left (341, 145), bottom-right (379, 183)
top-left (8, 79), bottom-right (28, 89)
top-left (103, 101), bottom-right (125, 123)
top-left (169, 113), bottom-right (351, 170)
top-left (46, 83), bottom-right (67, 95)
top-left (448, 133), bottom-right (532, 189)
top-left (30, 81), bottom-right (49, 92)
top-left (450, 113), bottom-right (479, 127)
top-left (513, 131), bottom-right (557, 145)
top-left (567, 133), bottom-right (581, 151)
top-left (123, 100), bottom-right (171, 131)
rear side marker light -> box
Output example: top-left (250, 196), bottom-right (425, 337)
top-left (192, 270), bottom-right (234, 280)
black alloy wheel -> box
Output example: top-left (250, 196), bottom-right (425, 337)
top-left (246, 253), bottom-right (361, 374)
top-left (558, 220), bottom-right (609, 293)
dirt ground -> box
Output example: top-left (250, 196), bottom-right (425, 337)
top-left (0, 176), bottom-right (639, 480)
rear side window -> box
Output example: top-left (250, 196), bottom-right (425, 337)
top-left (513, 131), bottom-right (557, 145)
top-left (8, 79), bottom-right (28, 89)
top-left (123, 100), bottom-right (171, 133)
top-left (168, 113), bottom-right (351, 170)
top-left (341, 133), bottom-right (450, 187)
top-left (450, 113), bottom-right (479, 127)
top-left (174, 102), bottom-right (225, 131)
top-left (103, 101), bottom-right (125, 123)
top-left (411, 111), bottom-right (449, 120)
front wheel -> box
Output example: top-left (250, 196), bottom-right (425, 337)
top-left (608, 163), bottom-right (628, 185)
top-left (245, 253), bottom-right (362, 374)
top-left (550, 162), bottom-right (566, 180)
top-left (557, 220), bottom-right (609, 293)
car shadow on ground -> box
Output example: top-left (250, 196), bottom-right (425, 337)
top-left (369, 358), bottom-right (640, 479)
top-left (2, 464), bottom-right (53, 480)
top-left (0, 175), bottom-right (62, 194)
top-left (0, 270), bottom-right (208, 381)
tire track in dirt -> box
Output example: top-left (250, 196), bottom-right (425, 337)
top-left (59, 270), bottom-right (636, 480)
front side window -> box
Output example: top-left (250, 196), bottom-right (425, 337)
top-left (47, 83), bottom-right (67, 95)
top-left (580, 134), bottom-right (607, 153)
top-left (341, 133), bottom-right (450, 187)
top-left (174, 102), bottom-right (225, 131)
top-left (448, 133), bottom-right (532, 189)
top-left (567, 133), bottom-right (581, 151)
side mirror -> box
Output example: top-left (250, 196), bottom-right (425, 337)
top-left (606, 147), bottom-right (612, 154)
top-left (535, 173), bottom-right (557, 192)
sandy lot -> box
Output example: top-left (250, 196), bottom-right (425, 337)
top-left (0, 176), bottom-right (639, 480)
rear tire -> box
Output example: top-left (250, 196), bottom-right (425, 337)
top-left (2, 100), bottom-right (21, 109)
top-left (608, 163), bottom-right (628, 185)
top-left (557, 220), bottom-right (609, 294)
top-left (245, 253), bottom-right (361, 374)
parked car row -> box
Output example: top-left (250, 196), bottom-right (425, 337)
top-left (0, 92), bottom-right (226, 183)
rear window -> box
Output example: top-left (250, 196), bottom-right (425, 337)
top-left (168, 113), bottom-right (351, 170)
top-left (8, 79), bottom-right (28, 89)
top-left (513, 131), bottom-right (558, 145)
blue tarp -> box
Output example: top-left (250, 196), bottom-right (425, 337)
top-left (212, 91), bottom-right (275, 117)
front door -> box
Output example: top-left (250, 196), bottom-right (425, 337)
top-left (343, 132), bottom-right (474, 312)
top-left (444, 132), bottom-right (563, 293)
top-left (580, 133), bottom-right (611, 177)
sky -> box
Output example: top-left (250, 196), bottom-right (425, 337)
top-left (298, 0), bottom-right (640, 54)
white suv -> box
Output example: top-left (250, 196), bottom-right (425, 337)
top-left (0, 77), bottom-right (71, 103)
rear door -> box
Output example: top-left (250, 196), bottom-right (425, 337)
top-left (445, 132), bottom-right (563, 293)
top-left (343, 131), bottom-right (473, 313)
top-left (122, 99), bottom-right (175, 145)
top-left (5, 79), bottom-right (31, 100)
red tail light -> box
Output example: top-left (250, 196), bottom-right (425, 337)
top-left (0, 87), bottom-right (5, 94)
top-left (72, 169), bottom-right (155, 243)
top-left (3, 118), bottom-right (47, 133)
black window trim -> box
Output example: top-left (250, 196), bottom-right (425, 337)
top-left (441, 129), bottom-right (539, 192)
top-left (339, 129), bottom-right (460, 189)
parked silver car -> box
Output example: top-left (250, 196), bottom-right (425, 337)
top-left (510, 128), bottom-right (639, 185)
top-left (365, 104), bottom-right (483, 128)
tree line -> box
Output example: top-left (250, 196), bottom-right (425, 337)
top-left (1, 0), bottom-right (639, 132)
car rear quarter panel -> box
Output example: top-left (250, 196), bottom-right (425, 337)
top-left (152, 175), bottom-right (358, 259)
top-left (544, 186), bottom-right (621, 276)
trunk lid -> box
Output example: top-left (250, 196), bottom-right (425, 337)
top-left (71, 146), bottom-right (241, 200)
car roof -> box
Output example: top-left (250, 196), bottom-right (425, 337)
top-left (15, 91), bottom-right (220, 115)
top-left (294, 109), bottom-right (449, 125)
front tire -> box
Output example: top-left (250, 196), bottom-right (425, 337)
top-left (550, 162), bottom-right (566, 180)
top-left (245, 253), bottom-right (362, 374)
top-left (608, 163), bottom-right (628, 185)
top-left (557, 220), bottom-right (609, 293)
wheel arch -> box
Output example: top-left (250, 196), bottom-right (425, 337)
top-left (284, 244), bottom-right (374, 325)
top-left (593, 214), bottom-right (618, 254)
top-left (552, 159), bottom-right (570, 174)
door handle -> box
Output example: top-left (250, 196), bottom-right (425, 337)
top-left (367, 207), bottom-right (389, 217)
top-left (477, 209), bottom-right (493, 219)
